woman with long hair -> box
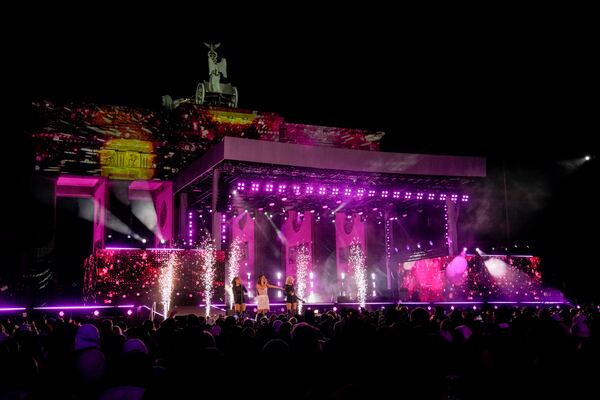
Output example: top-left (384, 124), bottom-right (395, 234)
top-left (255, 274), bottom-right (282, 315)
top-left (231, 276), bottom-right (248, 316)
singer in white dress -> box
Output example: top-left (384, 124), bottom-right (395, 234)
top-left (255, 274), bottom-right (283, 315)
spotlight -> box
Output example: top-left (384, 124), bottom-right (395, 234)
top-left (475, 248), bottom-right (480, 252)
top-left (333, 307), bottom-right (338, 312)
top-left (127, 309), bottom-right (133, 316)
top-left (58, 311), bottom-right (65, 317)
top-left (142, 238), bottom-right (147, 244)
top-left (127, 235), bottom-right (131, 239)
top-left (108, 234), bottom-right (112, 239)
top-left (585, 155), bottom-right (591, 161)
top-left (93, 310), bottom-right (100, 316)
top-left (160, 239), bottom-right (166, 244)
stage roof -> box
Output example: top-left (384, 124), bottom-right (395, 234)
top-left (174, 137), bottom-right (486, 195)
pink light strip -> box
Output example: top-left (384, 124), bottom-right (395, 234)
top-left (33, 305), bottom-right (135, 310)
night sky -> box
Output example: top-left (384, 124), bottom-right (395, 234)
top-left (14, 9), bottom-right (600, 301)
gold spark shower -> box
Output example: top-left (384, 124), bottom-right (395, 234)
top-left (159, 252), bottom-right (176, 318)
top-left (226, 237), bottom-right (242, 309)
top-left (296, 243), bottom-right (310, 314)
top-left (349, 240), bottom-right (367, 308)
top-left (201, 237), bottom-right (216, 317)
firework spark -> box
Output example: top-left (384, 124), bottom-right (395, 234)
top-left (295, 243), bottom-right (310, 314)
top-left (201, 237), bottom-right (216, 317)
top-left (226, 237), bottom-right (242, 308)
top-left (159, 252), bottom-right (176, 318)
top-left (349, 240), bottom-right (367, 308)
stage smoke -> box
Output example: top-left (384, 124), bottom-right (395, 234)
top-left (131, 200), bottom-right (161, 240)
top-left (446, 255), bottom-right (468, 284)
top-left (484, 257), bottom-right (508, 278)
top-left (76, 199), bottom-right (142, 241)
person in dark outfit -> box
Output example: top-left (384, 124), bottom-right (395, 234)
top-left (284, 276), bottom-right (302, 316)
top-left (231, 276), bottom-right (248, 316)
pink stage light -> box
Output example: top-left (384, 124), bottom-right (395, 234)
top-left (93, 310), bottom-right (100, 316)
top-left (344, 188), bottom-right (352, 196)
top-left (127, 309), bottom-right (133, 316)
top-left (356, 188), bottom-right (365, 197)
top-left (305, 186), bottom-right (314, 194)
top-left (439, 194), bottom-right (447, 200)
top-left (318, 187), bottom-right (326, 195)
top-left (368, 190), bottom-right (376, 197)
top-left (416, 193), bottom-right (423, 200)
top-left (451, 194), bottom-right (459, 202)
top-left (58, 311), bottom-right (65, 317)
top-left (392, 191), bottom-right (400, 199)
top-left (331, 188), bottom-right (339, 196)
top-left (278, 184), bottom-right (287, 193)
top-left (381, 190), bottom-right (388, 198)
top-left (461, 195), bottom-right (469, 202)
top-left (428, 193), bottom-right (435, 200)
top-left (265, 183), bottom-right (273, 192)
top-left (251, 183), bottom-right (260, 192)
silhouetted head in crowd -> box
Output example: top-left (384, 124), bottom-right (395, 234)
top-left (410, 307), bottom-right (430, 328)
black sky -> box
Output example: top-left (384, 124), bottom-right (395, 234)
top-left (23, 9), bottom-right (596, 159)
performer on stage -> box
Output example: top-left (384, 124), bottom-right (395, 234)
top-left (231, 276), bottom-right (248, 316)
top-left (284, 276), bottom-right (303, 316)
top-left (255, 274), bottom-right (283, 315)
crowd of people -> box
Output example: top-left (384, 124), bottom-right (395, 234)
top-left (0, 301), bottom-right (596, 399)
